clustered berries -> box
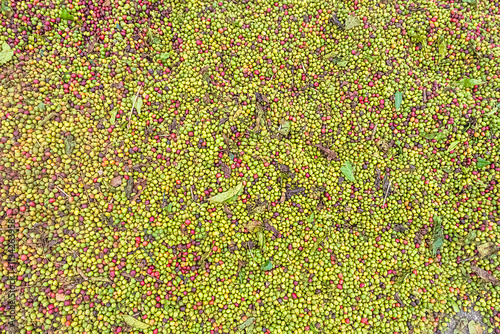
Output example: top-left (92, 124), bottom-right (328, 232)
top-left (0, 0), bottom-right (500, 333)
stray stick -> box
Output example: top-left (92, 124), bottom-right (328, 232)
top-left (56, 186), bottom-right (70, 198)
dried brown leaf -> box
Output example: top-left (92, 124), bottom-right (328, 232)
top-left (76, 267), bottom-right (88, 280)
top-left (219, 162), bottom-right (232, 178)
top-left (110, 176), bottom-right (123, 187)
top-left (237, 259), bottom-right (247, 273)
top-left (468, 320), bottom-right (483, 334)
top-left (471, 266), bottom-right (500, 285)
top-left (200, 66), bottom-right (209, 74)
top-left (477, 242), bottom-right (499, 258)
top-left (279, 189), bottom-right (286, 204)
top-left (394, 292), bottom-right (405, 307)
top-left (131, 178), bottom-right (147, 202)
top-left (244, 220), bottom-right (262, 232)
top-left (122, 272), bottom-right (133, 279)
top-left (393, 224), bottom-right (407, 233)
top-left (223, 204), bottom-right (233, 216)
top-left (378, 140), bottom-right (390, 153)
top-left (314, 144), bottom-right (337, 161)
top-left (203, 94), bottom-right (211, 104)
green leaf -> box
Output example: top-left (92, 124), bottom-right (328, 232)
top-left (225, 185), bottom-right (244, 204)
top-left (64, 135), bottom-right (76, 156)
top-left (454, 318), bottom-right (468, 334)
top-left (422, 132), bottom-right (436, 140)
top-left (432, 216), bottom-right (444, 256)
top-left (199, 250), bottom-right (211, 265)
top-left (159, 52), bottom-right (170, 62)
top-left (131, 96), bottom-right (143, 113)
top-left (125, 177), bottom-right (134, 199)
top-left (0, 42), bottom-right (13, 66)
top-left (462, 0), bottom-right (477, 3)
top-left (476, 158), bottom-right (490, 169)
top-left (457, 78), bottom-right (483, 88)
top-left (166, 202), bottom-right (173, 212)
top-left (238, 268), bottom-right (245, 285)
top-left (337, 60), bottom-right (348, 67)
top-left (225, 194), bottom-right (238, 204)
top-left (448, 299), bottom-right (459, 313)
top-left (208, 183), bottom-right (243, 204)
top-left (485, 104), bottom-right (499, 117)
top-left (436, 131), bottom-right (448, 141)
top-left (439, 43), bottom-right (446, 57)
top-left (464, 230), bottom-right (477, 244)
top-left (278, 120), bottom-right (290, 136)
top-left (60, 8), bottom-right (75, 21)
top-left (468, 320), bottom-right (482, 334)
top-left (340, 161), bottom-right (356, 182)
top-left (39, 112), bottom-right (57, 126)
top-left (261, 260), bottom-right (272, 271)
top-left (1, 0), bottom-right (10, 13)
top-left (122, 315), bottom-right (150, 330)
top-left (447, 140), bottom-right (460, 152)
top-left (323, 50), bottom-right (338, 60)
top-left (114, 32), bottom-right (123, 41)
top-left (345, 15), bottom-right (361, 30)
top-left (110, 109), bottom-right (118, 124)
top-left (306, 213), bottom-right (315, 223)
top-left (311, 236), bottom-right (327, 253)
top-left (257, 230), bottom-right (265, 251)
top-left (410, 33), bottom-right (426, 49)
top-left (395, 91), bottom-right (403, 111)
top-left (365, 55), bottom-right (377, 63)
top-left (238, 317), bottom-right (256, 330)
top-left (422, 130), bottom-right (448, 141)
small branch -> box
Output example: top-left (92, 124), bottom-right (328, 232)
top-left (301, 63), bottom-right (307, 75)
top-left (56, 186), bottom-right (70, 198)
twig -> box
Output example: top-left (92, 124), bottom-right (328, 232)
top-left (56, 186), bottom-right (70, 198)
top-left (459, 257), bottom-right (475, 263)
top-left (127, 86), bottom-right (142, 131)
top-left (34, 137), bottom-right (43, 148)
top-left (382, 181), bottom-right (391, 208)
